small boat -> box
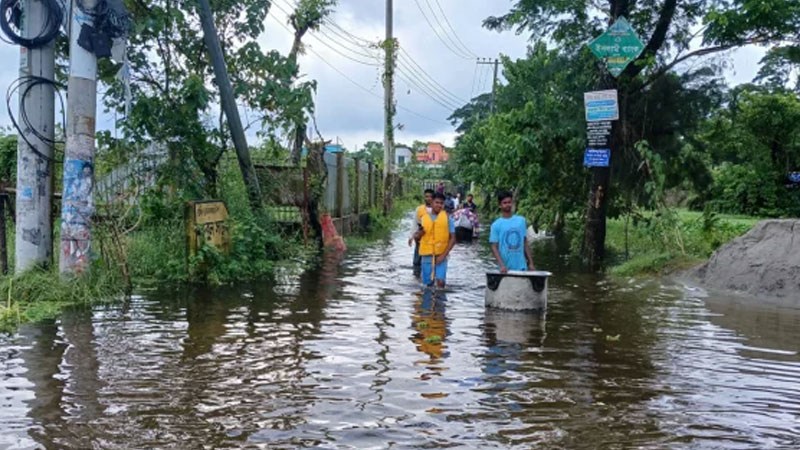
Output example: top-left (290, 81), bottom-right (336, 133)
top-left (485, 270), bottom-right (553, 312)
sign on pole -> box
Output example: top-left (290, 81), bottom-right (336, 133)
top-left (584, 90), bottom-right (619, 122)
top-left (584, 149), bottom-right (610, 167)
top-left (588, 17), bottom-right (645, 77)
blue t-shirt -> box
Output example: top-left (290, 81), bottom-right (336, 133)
top-left (489, 215), bottom-right (528, 270)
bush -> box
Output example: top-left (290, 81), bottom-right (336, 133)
top-left (708, 163), bottom-right (793, 217)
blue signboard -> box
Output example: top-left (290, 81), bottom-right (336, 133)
top-left (584, 90), bottom-right (619, 122)
top-left (584, 149), bottom-right (610, 167)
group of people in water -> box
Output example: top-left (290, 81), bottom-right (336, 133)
top-left (409, 187), bottom-right (536, 288)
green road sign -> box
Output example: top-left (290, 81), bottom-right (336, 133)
top-left (588, 17), bottom-right (645, 77)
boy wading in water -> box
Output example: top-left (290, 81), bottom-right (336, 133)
top-left (490, 191), bottom-right (535, 273)
top-left (414, 192), bottom-right (456, 288)
top-left (409, 189), bottom-right (435, 277)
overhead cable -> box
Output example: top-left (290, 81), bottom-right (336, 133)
top-left (6, 75), bottom-right (67, 163)
top-left (0, 0), bottom-right (63, 48)
top-left (271, 0), bottom-right (380, 66)
top-left (267, 11), bottom-right (449, 126)
top-left (395, 63), bottom-right (460, 111)
top-left (430, 0), bottom-right (478, 58)
top-left (398, 47), bottom-right (467, 105)
top-left (395, 59), bottom-right (462, 110)
top-left (411, 0), bottom-right (472, 59)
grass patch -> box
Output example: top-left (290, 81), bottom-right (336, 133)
top-left (0, 267), bottom-right (125, 333)
top-left (609, 252), bottom-right (704, 277)
top-left (603, 208), bottom-right (760, 277)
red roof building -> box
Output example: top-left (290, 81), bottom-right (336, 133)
top-left (415, 142), bottom-right (450, 164)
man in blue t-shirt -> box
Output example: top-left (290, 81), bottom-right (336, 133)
top-left (489, 191), bottom-right (535, 273)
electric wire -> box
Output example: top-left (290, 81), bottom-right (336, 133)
top-left (411, 0), bottom-right (472, 60)
top-left (395, 62), bottom-right (460, 111)
top-left (278, 0), bottom-right (464, 110)
top-left (278, 0), bottom-right (470, 109)
top-left (0, 0), bottom-right (63, 48)
top-left (6, 75), bottom-right (67, 163)
top-left (470, 60), bottom-right (479, 97)
top-left (397, 48), bottom-right (467, 106)
top-left (421, 0), bottom-right (475, 59)
top-left (395, 59), bottom-right (462, 110)
top-left (267, 11), bottom-right (449, 126)
top-left (321, 17), bottom-right (377, 50)
top-left (270, 0), bottom-right (380, 67)
top-left (430, 0), bottom-right (478, 58)
top-left (478, 60), bottom-right (491, 93)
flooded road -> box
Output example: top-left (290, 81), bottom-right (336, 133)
top-left (2, 214), bottom-right (800, 449)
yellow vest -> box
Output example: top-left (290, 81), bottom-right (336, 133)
top-left (415, 204), bottom-right (427, 223)
top-left (419, 212), bottom-right (450, 256)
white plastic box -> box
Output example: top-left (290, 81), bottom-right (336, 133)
top-left (485, 271), bottom-right (553, 312)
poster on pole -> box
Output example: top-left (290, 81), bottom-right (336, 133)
top-left (584, 90), bottom-right (619, 122)
top-left (584, 149), bottom-right (610, 167)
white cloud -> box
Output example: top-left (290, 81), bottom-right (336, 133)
top-left (0, 1), bottom-right (779, 147)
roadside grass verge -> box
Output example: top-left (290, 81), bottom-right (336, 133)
top-left (605, 209), bottom-right (760, 277)
top-left (0, 267), bottom-right (125, 333)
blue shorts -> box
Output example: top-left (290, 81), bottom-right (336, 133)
top-left (421, 255), bottom-right (448, 286)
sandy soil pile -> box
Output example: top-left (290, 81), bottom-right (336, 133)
top-left (692, 220), bottom-right (800, 302)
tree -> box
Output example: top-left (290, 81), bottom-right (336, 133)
top-left (483, 0), bottom-right (800, 266)
top-left (353, 141), bottom-right (384, 168)
top-left (286, 0), bottom-right (337, 164)
top-left (448, 93), bottom-right (493, 134)
top-left (700, 87), bottom-right (800, 216)
top-left (99, 0), bottom-right (324, 200)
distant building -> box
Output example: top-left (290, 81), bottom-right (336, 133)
top-left (395, 146), bottom-right (413, 167)
top-left (415, 142), bottom-right (449, 164)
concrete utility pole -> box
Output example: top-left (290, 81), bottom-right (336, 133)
top-left (382, 0), bottom-right (395, 216)
top-left (60, 0), bottom-right (98, 275)
top-left (477, 58), bottom-right (500, 114)
top-left (196, 0), bottom-right (263, 212)
top-left (15, 0), bottom-right (57, 273)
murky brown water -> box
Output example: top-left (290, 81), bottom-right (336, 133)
top-left (2, 215), bottom-right (800, 449)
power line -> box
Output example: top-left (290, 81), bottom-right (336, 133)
top-left (314, 26), bottom-right (381, 63)
top-left (395, 61), bottom-right (461, 111)
top-left (396, 56), bottom-right (463, 108)
top-left (470, 60), bottom-right (479, 97)
top-left (396, 71), bottom-right (457, 112)
top-left (430, 0), bottom-right (478, 58)
top-left (411, 0), bottom-right (472, 60)
top-left (398, 47), bottom-right (468, 105)
top-left (423, 0), bottom-right (477, 59)
top-left (267, 11), bottom-right (449, 126)
top-left (323, 18), bottom-right (376, 47)
top-left (270, 0), bottom-right (380, 67)
top-left (479, 59), bottom-right (492, 93)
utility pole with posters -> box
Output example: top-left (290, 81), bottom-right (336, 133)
top-left (60, 0), bottom-right (99, 275)
top-left (382, 0), bottom-right (395, 216)
top-left (14, 0), bottom-right (58, 273)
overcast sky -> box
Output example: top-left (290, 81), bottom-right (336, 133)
top-left (0, 0), bottom-right (766, 150)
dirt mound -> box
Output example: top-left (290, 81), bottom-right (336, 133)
top-left (692, 220), bottom-right (800, 302)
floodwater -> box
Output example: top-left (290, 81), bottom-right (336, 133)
top-left (1, 215), bottom-right (800, 449)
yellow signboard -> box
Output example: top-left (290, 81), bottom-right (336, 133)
top-left (186, 200), bottom-right (231, 257)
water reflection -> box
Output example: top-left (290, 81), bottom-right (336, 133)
top-left (1, 215), bottom-right (800, 448)
top-left (411, 288), bottom-right (449, 366)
